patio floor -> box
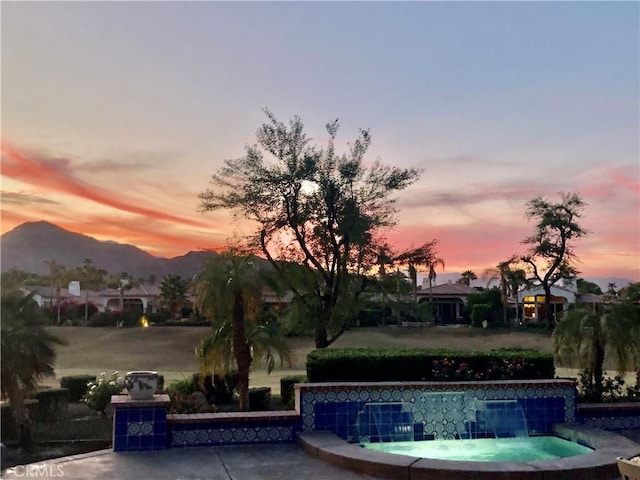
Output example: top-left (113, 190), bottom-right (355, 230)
top-left (1, 443), bottom-right (391, 480)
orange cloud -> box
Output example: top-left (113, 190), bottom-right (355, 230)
top-left (1, 143), bottom-right (208, 228)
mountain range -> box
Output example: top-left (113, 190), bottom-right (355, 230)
top-left (0, 221), bottom-right (218, 279)
top-left (0, 221), bottom-right (635, 290)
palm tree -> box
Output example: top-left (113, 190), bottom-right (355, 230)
top-left (553, 300), bottom-right (640, 402)
top-left (107, 272), bottom-right (137, 312)
top-left (395, 240), bottom-right (445, 305)
top-left (1, 291), bottom-right (66, 447)
top-left (194, 251), bottom-right (292, 411)
top-left (79, 258), bottom-right (104, 325)
top-left (457, 270), bottom-right (477, 286)
top-left (159, 274), bottom-right (189, 319)
top-left (44, 259), bottom-right (67, 325)
top-left (483, 256), bottom-right (528, 324)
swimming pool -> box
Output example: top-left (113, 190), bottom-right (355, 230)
top-left (362, 435), bottom-right (593, 462)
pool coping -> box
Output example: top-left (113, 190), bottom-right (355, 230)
top-left (297, 424), bottom-right (640, 480)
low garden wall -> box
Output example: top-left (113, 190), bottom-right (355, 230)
top-left (577, 402), bottom-right (640, 431)
top-left (111, 379), bottom-right (640, 452)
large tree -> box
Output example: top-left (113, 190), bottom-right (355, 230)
top-left (521, 192), bottom-right (588, 328)
top-left (1, 291), bottom-right (66, 447)
top-left (194, 251), bottom-right (291, 411)
top-left (199, 111), bottom-right (420, 348)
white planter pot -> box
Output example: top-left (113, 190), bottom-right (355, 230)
top-left (125, 371), bottom-right (158, 400)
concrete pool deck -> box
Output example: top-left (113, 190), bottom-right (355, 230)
top-left (2, 429), bottom-right (638, 480)
top-left (0, 443), bottom-right (391, 480)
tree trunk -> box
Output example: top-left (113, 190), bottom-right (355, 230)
top-left (592, 333), bottom-right (606, 403)
top-left (84, 289), bottom-right (89, 326)
top-left (543, 284), bottom-right (553, 330)
top-left (8, 385), bottom-right (33, 450)
top-left (56, 286), bottom-right (62, 325)
top-left (232, 292), bottom-right (251, 411)
top-left (315, 320), bottom-right (329, 349)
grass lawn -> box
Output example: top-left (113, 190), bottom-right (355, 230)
top-left (44, 325), bottom-right (557, 394)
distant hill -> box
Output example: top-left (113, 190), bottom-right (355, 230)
top-left (1, 221), bottom-right (635, 289)
top-left (0, 221), bottom-right (218, 279)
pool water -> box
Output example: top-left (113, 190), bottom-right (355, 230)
top-left (362, 436), bottom-right (593, 462)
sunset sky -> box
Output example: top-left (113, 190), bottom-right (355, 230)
top-left (2, 2), bottom-right (639, 281)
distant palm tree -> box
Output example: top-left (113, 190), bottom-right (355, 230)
top-left (1, 291), bottom-right (66, 447)
top-left (395, 240), bottom-right (445, 305)
top-left (553, 301), bottom-right (640, 402)
top-left (457, 270), bottom-right (477, 286)
top-left (79, 258), bottom-right (104, 325)
top-left (483, 256), bottom-right (528, 324)
top-left (107, 273), bottom-right (137, 312)
top-left (44, 259), bottom-right (67, 325)
top-left (194, 251), bottom-right (291, 411)
top-left (159, 274), bottom-right (189, 319)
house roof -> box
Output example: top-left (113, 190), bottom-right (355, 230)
top-left (417, 282), bottom-right (478, 297)
top-left (576, 293), bottom-right (606, 304)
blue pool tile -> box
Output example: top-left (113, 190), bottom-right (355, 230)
top-left (141, 409), bottom-right (154, 421)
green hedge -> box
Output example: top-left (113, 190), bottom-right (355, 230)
top-left (35, 388), bottom-right (69, 422)
top-left (60, 375), bottom-right (97, 402)
top-left (306, 348), bottom-right (554, 382)
top-left (280, 375), bottom-right (306, 408)
top-left (249, 387), bottom-right (271, 411)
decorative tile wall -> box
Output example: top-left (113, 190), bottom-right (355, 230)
top-left (112, 395), bottom-right (170, 451)
top-left (166, 411), bottom-right (301, 448)
top-left (296, 380), bottom-right (577, 442)
top-left (577, 403), bottom-right (640, 431)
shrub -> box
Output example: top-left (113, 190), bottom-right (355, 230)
top-left (83, 371), bottom-right (124, 414)
top-left (34, 388), bottom-right (69, 422)
top-left (166, 377), bottom-right (195, 396)
top-left (471, 304), bottom-right (491, 328)
top-left (249, 387), bottom-right (271, 411)
top-left (306, 347), bottom-right (554, 382)
top-left (280, 375), bottom-right (306, 408)
top-left (575, 371), bottom-right (639, 403)
top-left (0, 400), bottom-right (39, 442)
top-left (167, 391), bottom-right (201, 414)
top-left (60, 375), bottom-right (97, 402)
top-left (432, 357), bottom-right (535, 381)
top-left (89, 310), bottom-right (141, 327)
top-left (192, 372), bottom-right (238, 404)
top-left (145, 312), bottom-right (171, 325)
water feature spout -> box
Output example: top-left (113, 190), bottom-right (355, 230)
top-left (355, 402), bottom-right (414, 442)
top-left (477, 400), bottom-right (529, 438)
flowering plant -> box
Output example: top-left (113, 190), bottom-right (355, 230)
top-left (432, 358), bottom-right (532, 381)
top-left (83, 371), bottom-right (124, 414)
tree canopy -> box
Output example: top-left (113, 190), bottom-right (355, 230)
top-left (199, 110), bottom-right (421, 347)
top-left (521, 192), bottom-right (588, 328)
